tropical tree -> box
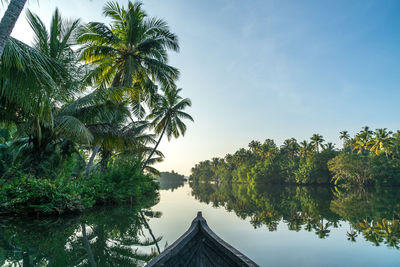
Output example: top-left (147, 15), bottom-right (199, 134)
top-left (299, 140), bottom-right (312, 158)
top-left (339, 130), bottom-right (350, 149)
top-left (310, 134), bottom-right (324, 153)
top-left (6, 9), bottom-right (93, 170)
top-left (281, 138), bottom-right (299, 159)
top-left (370, 128), bottom-right (393, 158)
top-left (0, 0), bottom-right (28, 57)
top-left (248, 140), bottom-right (261, 156)
top-left (323, 142), bottom-right (336, 152)
top-left (77, 0), bottom-right (180, 111)
top-left (353, 130), bottom-right (372, 155)
top-left (142, 87), bottom-right (192, 171)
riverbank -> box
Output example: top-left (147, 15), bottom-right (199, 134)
top-left (0, 159), bottom-right (159, 216)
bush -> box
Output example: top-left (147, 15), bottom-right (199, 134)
top-left (87, 158), bottom-right (158, 203)
top-left (328, 153), bottom-right (372, 187)
top-left (1, 173), bottom-right (96, 214)
top-left (0, 158), bottom-right (158, 215)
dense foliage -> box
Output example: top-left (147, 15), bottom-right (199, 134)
top-left (0, 1), bottom-right (192, 215)
top-left (191, 127), bottom-right (400, 187)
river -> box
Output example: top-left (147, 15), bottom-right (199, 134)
top-left (1, 182), bottom-right (400, 266)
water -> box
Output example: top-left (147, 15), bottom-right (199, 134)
top-left (1, 182), bottom-right (400, 266)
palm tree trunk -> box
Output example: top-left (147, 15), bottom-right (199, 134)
top-left (81, 223), bottom-right (97, 267)
top-left (0, 0), bottom-right (27, 57)
top-left (141, 124), bottom-right (167, 172)
top-left (86, 145), bottom-right (100, 178)
top-left (139, 211), bottom-right (161, 253)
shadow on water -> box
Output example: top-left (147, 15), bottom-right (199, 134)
top-left (190, 182), bottom-right (400, 248)
top-left (0, 198), bottom-right (162, 266)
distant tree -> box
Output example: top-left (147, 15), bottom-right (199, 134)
top-left (310, 134), bottom-right (324, 153)
top-left (370, 128), bottom-right (393, 158)
top-left (339, 131), bottom-right (350, 149)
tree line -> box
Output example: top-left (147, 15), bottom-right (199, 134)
top-left (190, 127), bottom-right (400, 187)
top-left (0, 1), bottom-right (193, 215)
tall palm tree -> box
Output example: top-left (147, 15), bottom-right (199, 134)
top-left (12, 9), bottom-right (92, 167)
top-left (77, 1), bottom-right (179, 109)
top-left (142, 87), bottom-right (193, 171)
top-left (370, 128), bottom-right (393, 158)
top-left (0, 0), bottom-right (28, 57)
top-left (310, 134), bottom-right (324, 153)
top-left (339, 130), bottom-right (350, 149)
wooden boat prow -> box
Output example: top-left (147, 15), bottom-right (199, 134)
top-left (146, 211), bottom-right (259, 267)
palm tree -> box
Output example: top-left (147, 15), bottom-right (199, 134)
top-left (0, 0), bottom-right (28, 57)
top-left (248, 140), bottom-right (261, 155)
top-left (299, 140), bottom-right (312, 158)
top-left (310, 134), bottom-right (324, 153)
top-left (0, 8), bottom-right (91, 171)
top-left (323, 142), bottom-right (336, 152)
top-left (142, 87), bottom-right (193, 171)
top-left (281, 138), bottom-right (299, 159)
top-left (339, 130), bottom-right (350, 149)
top-left (77, 1), bottom-right (179, 109)
top-left (370, 128), bottom-right (393, 158)
top-left (10, 9), bottom-right (92, 168)
top-left (353, 128), bottom-right (373, 155)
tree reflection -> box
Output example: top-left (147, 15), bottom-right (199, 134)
top-left (190, 181), bottom-right (400, 248)
top-left (0, 198), bottom-right (162, 266)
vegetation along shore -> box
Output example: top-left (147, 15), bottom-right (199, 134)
top-left (0, 1), bottom-right (193, 215)
top-left (191, 127), bottom-right (400, 188)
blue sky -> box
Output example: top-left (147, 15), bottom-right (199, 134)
top-left (7, 0), bottom-right (400, 175)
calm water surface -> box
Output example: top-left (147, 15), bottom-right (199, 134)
top-left (1, 182), bottom-right (400, 266)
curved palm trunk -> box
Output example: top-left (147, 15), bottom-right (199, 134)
top-left (0, 0), bottom-right (27, 57)
top-left (86, 145), bottom-right (100, 178)
top-left (139, 211), bottom-right (161, 253)
top-left (141, 124), bottom-right (167, 172)
top-left (81, 223), bottom-right (97, 267)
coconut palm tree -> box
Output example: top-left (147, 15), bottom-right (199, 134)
top-left (281, 138), bottom-right (299, 159)
top-left (353, 129), bottom-right (373, 155)
top-left (310, 134), bottom-right (324, 153)
top-left (248, 140), bottom-right (261, 155)
top-left (299, 140), bottom-right (312, 158)
top-left (370, 128), bottom-right (393, 158)
top-left (323, 142), bottom-right (336, 152)
top-left (142, 87), bottom-right (193, 171)
top-left (0, 0), bottom-right (28, 57)
top-left (339, 130), bottom-right (350, 149)
top-left (77, 1), bottom-right (180, 111)
top-left (8, 9), bottom-right (93, 168)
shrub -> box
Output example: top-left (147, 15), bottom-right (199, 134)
top-left (0, 158), bottom-right (158, 215)
top-left (1, 173), bottom-right (95, 214)
top-left (87, 158), bottom-right (158, 203)
top-left (328, 153), bottom-right (372, 187)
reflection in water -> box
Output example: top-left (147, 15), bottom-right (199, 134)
top-left (190, 182), bottom-right (400, 248)
top-left (0, 198), bottom-right (161, 266)
top-left (156, 172), bottom-right (185, 191)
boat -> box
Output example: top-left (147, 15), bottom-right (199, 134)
top-left (146, 211), bottom-right (259, 267)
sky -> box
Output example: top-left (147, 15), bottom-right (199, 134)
top-left (6, 0), bottom-right (400, 175)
